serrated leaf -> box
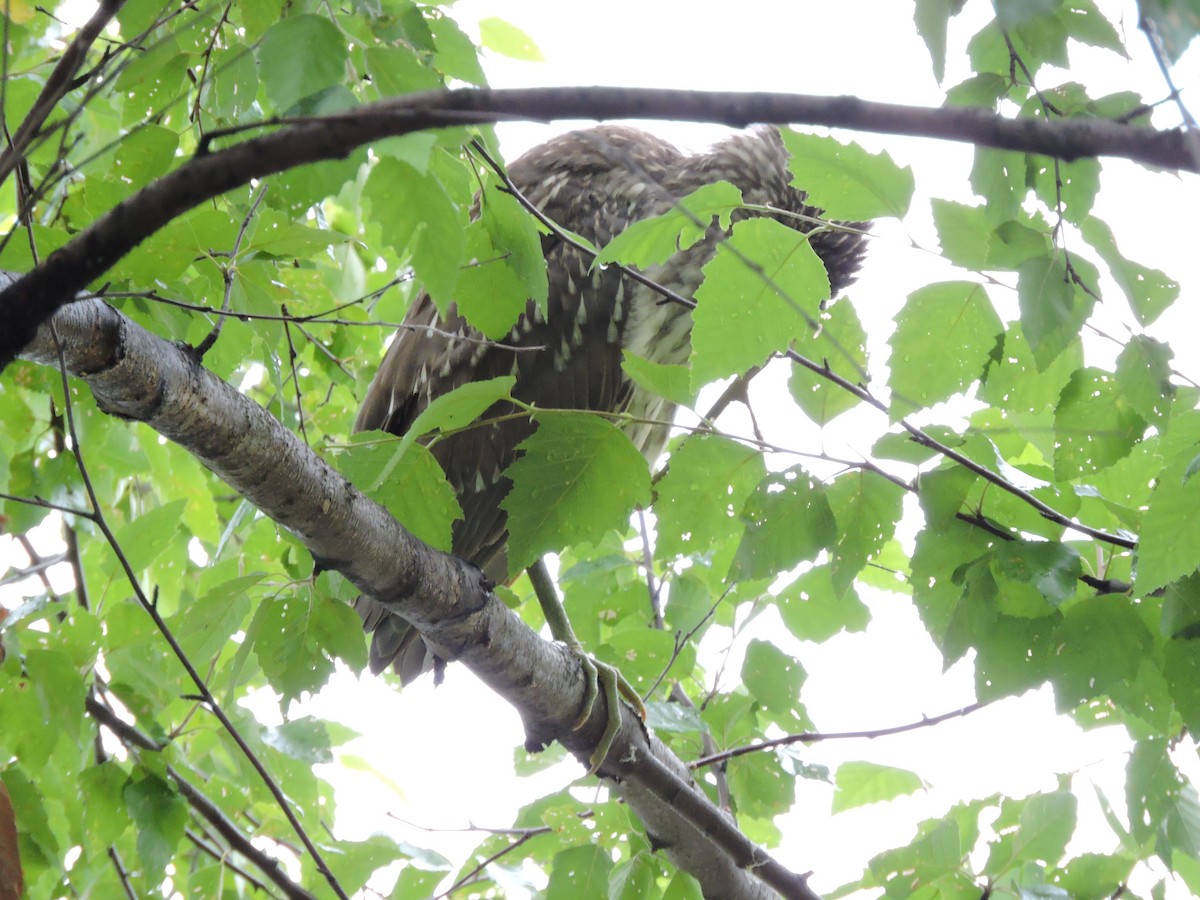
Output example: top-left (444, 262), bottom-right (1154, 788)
top-left (341, 439), bottom-right (460, 552)
top-left (1058, 1), bottom-right (1127, 55)
top-left (1018, 254), bottom-right (1095, 371)
top-left (1115, 335), bottom-right (1174, 425)
top-left (654, 434), bottom-right (764, 562)
top-left (691, 217), bottom-right (828, 387)
top-left (256, 15), bottom-right (348, 113)
top-left (826, 471), bottom-right (907, 596)
top-left (263, 717), bottom-right (333, 764)
top-left (889, 281), bottom-right (1002, 419)
top-left (110, 498), bottom-right (187, 573)
top-left (777, 565), bottom-right (870, 641)
top-left (1138, 0), bottom-right (1200, 62)
top-left (832, 761), bottom-right (925, 813)
top-left (1017, 791), bottom-right (1078, 866)
top-left (914, 0), bottom-right (967, 83)
top-left (503, 413), bottom-right (651, 573)
top-left (1135, 414), bottom-right (1200, 594)
top-left (1081, 215), bottom-right (1178, 326)
top-left (453, 225), bottom-right (532, 338)
top-left (478, 17), bottom-right (543, 61)
top-left (781, 131), bottom-right (914, 219)
top-left (545, 844), bottom-right (611, 900)
top-left (732, 469), bottom-right (835, 580)
top-left (481, 179), bottom-right (548, 306)
top-left (621, 353), bottom-right (696, 409)
top-left (932, 199), bottom-right (993, 269)
top-left (595, 181), bottom-right (742, 268)
top-left (1054, 367), bottom-right (1146, 480)
top-left (124, 774), bottom-right (187, 882)
top-left (364, 157), bottom-right (464, 303)
top-left (989, 540), bottom-right (1082, 610)
top-left (741, 639), bottom-right (806, 723)
top-left (788, 295), bottom-right (869, 425)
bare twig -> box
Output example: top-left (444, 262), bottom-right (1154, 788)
top-left (691, 702), bottom-right (987, 770)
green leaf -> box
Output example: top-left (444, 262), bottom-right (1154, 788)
top-left (429, 14), bottom-right (488, 85)
top-left (481, 179), bottom-right (549, 306)
top-left (1127, 738), bottom-right (1200, 858)
top-left (1080, 215), bottom-right (1178, 326)
top-left (777, 565), bottom-right (870, 642)
top-left (263, 717), bottom-right (334, 764)
top-left (1018, 254), bottom-right (1095, 371)
top-left (124, 773), bottom-right (187, 882)
top-left (781, 131), bottom-right (915, 219)
top-left (653, 434), bottom-right (765, 562)
top-left (691, 218), bottom-right (828, 388)
top-left (621, 353), bottom-right (696, 409)
top-left (741, 639), bottom-right (807, 725)
top-left (595, 181), bottom-right (742, 268)
top-left (256, 15), bottom-right (348, 112)
top-left (478, 17), bottom-right (544, 61)
top-left (832, 761), bottom-right (925, 813)
top-left (1052, 595), bottom-right (1155, 707)
top-left (1058, 1), bottom-right (1127, 55)
top-left (889, 281), bottom-right (1003, 419)
top-left (914, 0), bottom-right (967, 82)
top-left (503, 413), bottom-right (651, 573)
top-left (1138, 417), bottom-right (1200, 591)
top-left (1053, 367), bottom-right (1147, 480)
top-left (1137, 0), bottom-right (1200, 62)
top-left (788, 295), bottom-right (870, 425)
top-left (826, 470), bottom-right (907, 596)
top-left (363, 46), bottom-right (443, 96)
top-left (931, 200), bottom-right (992, 269)
top-left (732, 469), bottom-right (835, 580)
top-left (453, 223), bottom-right (534, 338)
top-left (406, 376), bottom-right (516, 448)
top-left (253, 592), bottom-right (359, 701)
top-left (990, 540), bottom-right (1082, 612)
top-left (545, 844), bottom-right (611, 900)
top-left (364, 157), bottom-right (465, 304)
top-left (341, 439), bottom-right (460, 552)
top-left (1053, 852), bottom-right (1136, 900)
top-left (110, 498), bottom-right (188, 573)
top-left (1115, 335), bottom-right (1174, 426)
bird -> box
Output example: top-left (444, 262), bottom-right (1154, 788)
top-left (353, 125), bottom-right (867, 692)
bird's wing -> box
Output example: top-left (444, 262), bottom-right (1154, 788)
top-left (352, 127), bottom-right (684, 676)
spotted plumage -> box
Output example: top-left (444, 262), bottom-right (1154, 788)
top-left (354, 126), bottom-right (867, 679)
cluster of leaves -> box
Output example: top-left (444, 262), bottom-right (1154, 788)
top-left (0, 0), bottom-right (1198, 898)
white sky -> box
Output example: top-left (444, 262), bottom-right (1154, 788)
top-left (2, 1), bottom-right (1198, 897)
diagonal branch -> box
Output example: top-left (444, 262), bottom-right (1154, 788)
top-left (18, 288), bottom-right (794, 900)
top-left (0, 85), bottom-right (1193, 368)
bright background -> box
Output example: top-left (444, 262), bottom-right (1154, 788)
top-left (2, 1), bottom-right (1198, 897)
top-left (306, 2), bottom-right (1200, 897)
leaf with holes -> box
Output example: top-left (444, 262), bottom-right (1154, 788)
top-left (503, 413), bottom-right (651, 573)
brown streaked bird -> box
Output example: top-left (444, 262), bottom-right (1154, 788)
top-left (354, 125), bottom-right (867, 683)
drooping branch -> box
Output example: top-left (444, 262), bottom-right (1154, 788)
top-left (0, 85), bottom-right (1192, 369)
top-left (17, 288), bottom-right (793, 900)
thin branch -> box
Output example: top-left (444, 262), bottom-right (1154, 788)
top-left (2, 85), bottom-right (1193, 368)
top-left (0, 0), bottom-right (127, 185)
top-left (483, 138), bottom-right (1138, 554)
top-left (193, 183), bottom-right (268, 359)
top-left (691, 702), bottom-right (987, 770)
top-left (85, 694), bottom-right (317, 900)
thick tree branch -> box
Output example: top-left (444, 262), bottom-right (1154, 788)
top-left (0, 85), bottom-right (1192, 369)
top-left (18, 288), bottom-right (789, 900)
